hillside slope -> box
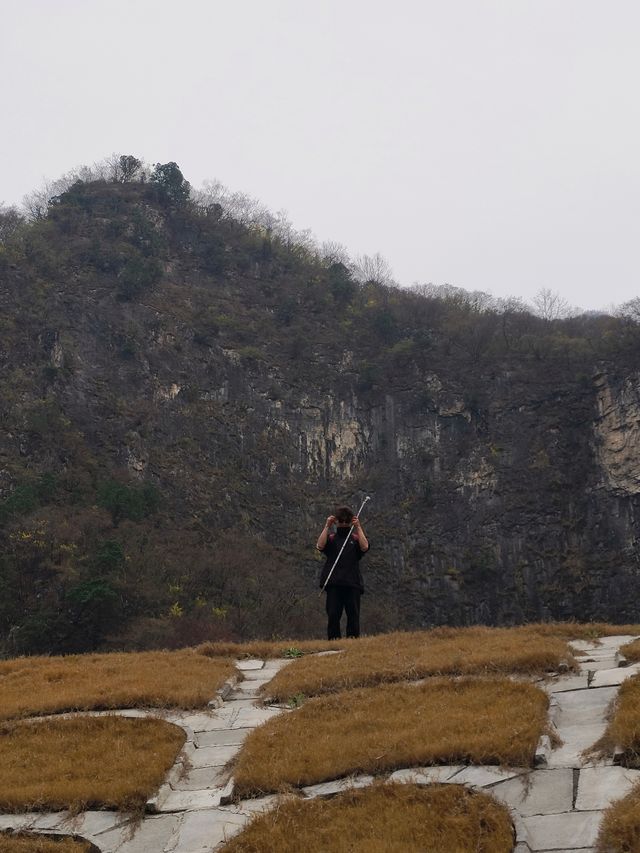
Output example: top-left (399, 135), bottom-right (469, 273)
top-left (2, 174), bottom-right (640, 654)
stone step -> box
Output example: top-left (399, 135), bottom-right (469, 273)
top-left (521, 810), bottom-right (602, 851)
top-left (590, 662), bottom-right (640, 688)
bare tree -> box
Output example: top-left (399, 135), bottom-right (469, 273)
top-left (320, 240), bottom-right (350, 265)
top-left (351, 252), bottom-right (394, 286)
top-left (617, 297), bottom-right (640, 324)
top-left (532, 288), bottom-right (573, 321)
top-left (0, 204), bottom-right (23, 243)
top-left (412, 282), bottom-right (497, 312)
top-left (23, 180), bottom-right (60, 220)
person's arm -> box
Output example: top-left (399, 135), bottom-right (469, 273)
top-left (316, 515), bottom-right (336, 551)
top-left (353, 516), bottom-right (369, 551)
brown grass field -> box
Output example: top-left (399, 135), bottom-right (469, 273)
top-left (0, 716), bottom-right (185, 813)
top-left (597, 783), bottom-right (640, 852)
top-left (594, 674), bottom-right (640, 766)
top-left (233, 677), bottom-right (548, 797)
top-left (620, 637), bottom-right (640, 664)
top-left (0, 836), bottom-right (94, 853)
top-left (0, 651), bottom-right (235, 720)
top-left (259, 625), bottom-right (579, 703)
top-left (221, 783), bottom-right (514, 853)
top-left (197, 638), bottom-right (346, 659)
top-left (198, 622), bottom-right (640, 664)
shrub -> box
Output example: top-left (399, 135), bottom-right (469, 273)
top-left (117, 253), bottom-right (162, 300)
top-left (97, 480), bottom-right (161, 524)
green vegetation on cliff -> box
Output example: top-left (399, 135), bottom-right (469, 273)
top-left (2, 161), bottom-right (640, 656)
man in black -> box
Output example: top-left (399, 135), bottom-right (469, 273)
top-left (316, 505), bottom-right (370, 640)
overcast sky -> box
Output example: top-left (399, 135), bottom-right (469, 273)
top-left (2, 1), bottom-right (639, 311)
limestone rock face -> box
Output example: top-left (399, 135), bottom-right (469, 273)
top-left (4, 179), bottom-right (640, 653)
top-left (594, 372), bottom-right (640, 495)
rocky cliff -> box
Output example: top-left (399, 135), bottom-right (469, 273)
top-left (2, 177), bottom-right (640, 654)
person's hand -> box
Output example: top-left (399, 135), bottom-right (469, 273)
top-left (352, 516), bottom-right (361, 528)
top-left (325, 515), bottom-right (336, 529)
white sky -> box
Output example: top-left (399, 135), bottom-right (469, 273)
top-left (2, 0), bottom-right (640, 311)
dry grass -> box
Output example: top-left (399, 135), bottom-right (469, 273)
top-left (197, 638), bottom-right (346, 660)
top-left (233, 677), bottom-right (548, 797)
top-left (262, 625), bottom-right (578, 703)
top-left (198, 623), bottom-right (640, 664)
top-left (597, 783), bottom-right (640, 852)
top-left (221, 783), bottom-right (514, 853)
top-left (526, 622), bottom-right (640, 640)
top-left (0, 651), bottom-right (235, 721)
top-left (0, 716), bottom-right (185, 813)
top-left (593, 675), bottom-right (640, 766)
top-left (620, 638), bottom-right (640, 664)
top-left (0, 835), bottom-right (94, 853)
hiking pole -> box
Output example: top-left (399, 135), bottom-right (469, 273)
top-left (321, 496), bottom-right (371, 592)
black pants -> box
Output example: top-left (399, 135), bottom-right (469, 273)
top-left (326, 586), bottom-right (361, 640)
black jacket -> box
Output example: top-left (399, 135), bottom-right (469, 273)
top-left (319, 529), bottom-right (368, 592)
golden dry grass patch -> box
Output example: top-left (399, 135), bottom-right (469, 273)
top-left (262, 626), bottom-right (577, 703)
top-left (0, 835), bottom-right (94, 853)
top-left (197, 638), bottom-right (346, 659)
top-left (221, 783), bottom-right (515, 853)
top-left (526, 622), bottom-right (640, 641)
top-left (0, 651), bottom-right (235, 721)
top-left (233, 677), bottom-right (549, 797)
top-left (0, 716), bottom-right (185, 814)
top-left (620, 638), bottom-right (640, 665)
top-left (597, 783), bottom-right (640, 852)
top-left (591, 673), bottom-right (640, 766)
top-left (198, 623), bottom-right (640, 664)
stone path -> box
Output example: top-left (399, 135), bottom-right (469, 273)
top-left (2, 637), bottom-right (640, 852)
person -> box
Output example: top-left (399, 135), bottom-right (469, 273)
top-left (316, 505), bottom-right (370, 640)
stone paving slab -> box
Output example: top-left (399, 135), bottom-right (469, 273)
top-left (0, 815), bottom-right (49, 831)
top-left (260, 659), bottom-right (293, 672)
top-left (302, 775), bottom-right (375, 798)
top-left (185, 743), bottom-right (238, 770)
top-left (591, 635), bottom-right (638, 647)
top-left (181, 704), bottom-right (272, 732)
top-left (177, 767), bottom-right (229, 791)
top-left (490, 769), bottom-right (574, 816)
top-left (590, 662), bottom-right (640, 688)
top-left (175, 713), bottom-right (229, 733)
top-left (579, 660), bottom-right (619, 672)
top-left (576, 650), bottom-right (618, 661)
top-left (388, 765), bottom-right (465, 785)
top-left (233, 680), bottom-right (272, 694)
top-left (548, 724), bottom-right (608, 768)
top-left (227, 707), bottom-right (286, 729)
top-left (83, 826), bottom-right (135, 853)
top-left (195, 728), bottom-right (250, 748)
top-left (449, 766), bottom-right (528, 788)
top-left (547, 674), bottom-right (591, 693)
top-left (169, 808), bottom-right (248, 852)
top-left (42, 811), bottom-right (128, 837)
top-left (215, 699), bottom-right (258, 712)
top-left (115, 814), bottom-right (181, 853)
top-left (548, 685), bottom-right (617, 768)
top-left (555, 686), bottom-right (618, 719)
top-left (158, 788), bottom-right (231, 813)
top-left (240, 670), bottom-right (274, 681)
top-left (522, 810), bottom-right (602, 851)
top-left (569, 641), bottom-right (602, 652)
top-left (219, 795), bottom-right (281, 816)
top-left (575, 765), bottom-right (640, 811)
top-left (235, 659), bottom-right (265, 671)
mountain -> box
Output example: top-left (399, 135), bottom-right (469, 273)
top-left (2, 169), bottom-right (640, 656)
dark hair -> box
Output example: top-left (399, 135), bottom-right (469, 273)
top-left (335, 505), bottom-right (353, 524)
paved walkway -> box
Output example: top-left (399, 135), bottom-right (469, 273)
top-left (1, 637), bottom-right (640, 852)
